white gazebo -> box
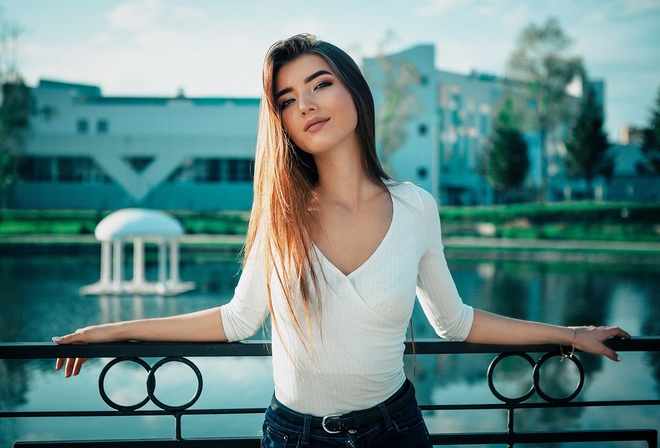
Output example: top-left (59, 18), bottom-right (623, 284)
top-left (80, 208), bottom-right (196, 296)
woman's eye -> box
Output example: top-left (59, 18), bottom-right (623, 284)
top-left (280, 98), bottom-right (294, 110)
top-left (314, 81), bottom-right (331, 90)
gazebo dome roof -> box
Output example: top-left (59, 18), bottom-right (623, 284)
top-left (95, 208), bottom-right (183, 241)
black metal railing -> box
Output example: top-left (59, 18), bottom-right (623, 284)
top-left (1, 337), bottom-right (658, 447)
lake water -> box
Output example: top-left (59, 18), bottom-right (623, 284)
top-left (0, 252), bottom-right (658, 447)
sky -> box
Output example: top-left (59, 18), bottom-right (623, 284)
top-left (0, 0), bottom-right (658, 140)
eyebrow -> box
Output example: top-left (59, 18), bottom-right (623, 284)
top-left (275, 70), bottom-right (333, 101)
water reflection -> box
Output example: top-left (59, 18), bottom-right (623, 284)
top-left (0, 254), bottom-right (658, 446)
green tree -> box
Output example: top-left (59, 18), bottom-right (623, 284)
top-left (480, 96), bottom-right (530, 203)
top-left (372, 31), bottom-right (422, 177)
top-left (0, 79), bottom-right (30, 208)
top-left (507, 17), bottom-right (585, 202)
top-left (638, 86), bottom-right (660, 175)
top-left (564, 84), bottom-right (613, 199)
top-left (0, 13), bottom-right (27, 209)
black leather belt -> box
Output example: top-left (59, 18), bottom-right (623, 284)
top-left (270, 380), bottom-right (416, 434)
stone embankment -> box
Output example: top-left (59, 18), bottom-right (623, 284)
top-left (1, 234), bottom-right (659, 264)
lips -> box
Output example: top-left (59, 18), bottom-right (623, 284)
top-left (303, 117), bottom-right (330, 132)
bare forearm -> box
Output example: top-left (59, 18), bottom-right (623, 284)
top-left (55, 306), bottom-right (227, 377)
top-left (58, 307), bottom-right (228, 344)
top-left (112, 307), bottom-right (227, 342)
top-left (465, 309), bottom-right (573, 346)
top-left (465, 309), bottom-right (631, 362)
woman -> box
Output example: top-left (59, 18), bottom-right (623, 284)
top-left (55, 34), bottom-right (630, 448)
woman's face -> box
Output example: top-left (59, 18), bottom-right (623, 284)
top-left (274, 54), bottom-right (359, 157)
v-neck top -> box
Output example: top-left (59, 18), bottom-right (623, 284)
top-left (221, 181), bottom-right (474, 416)
top-left (312, 189), bottom-right (394, 280)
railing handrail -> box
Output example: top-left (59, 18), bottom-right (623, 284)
top-left (1, 335), bottom-right (657, 359)
top-left (2, 336), bottom-right (658, 447)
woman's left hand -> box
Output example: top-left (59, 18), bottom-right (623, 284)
top-left (573, 325), bottom-right (631, 361)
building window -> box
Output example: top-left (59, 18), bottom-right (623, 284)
top-left (451, 93), bottom-right (462, 127)
top-left (479, 113), bottom-right (490, 136)
top-left (447, 187), bottom-right (465, 206)
top-left (18, 157), bottom-right (54, 182)
top-left (418, 124), bottom-right (428, 136)
top-left (41, 105), bottom-right (56, 122)
top-left (123, 156), bottom-right (154, 173)
top-left (168, 158), bottom-right (193, 183)
top-left (206, 159), bottom-right (223, 182)
top-left (18, 156), bottom-right (109, 184)
top-left (76, 119), bottom-right (89, 134)
top-left (228, 158), bottom-right (254, 182)
top-left (97, 119), bottom-right (109, 134)
top-left (439, 84), bottom-right (448, 108)
top-left (168, 158), bottom-right (254, 184)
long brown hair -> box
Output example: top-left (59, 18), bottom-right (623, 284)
top-left (244, 34), bottom-right (390, 345)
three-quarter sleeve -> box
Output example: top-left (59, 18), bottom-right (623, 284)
top-left (415, 189), bottom-right (474, 341)
top-left (220, 237), bottom-right (270, 341)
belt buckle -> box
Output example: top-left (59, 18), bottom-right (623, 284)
top-left (321, 413), bottom-right (344, 434)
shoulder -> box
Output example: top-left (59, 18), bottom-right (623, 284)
top-left (387, 181), bottom-right (437, 214)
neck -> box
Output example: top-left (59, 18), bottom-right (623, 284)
top-left (313, 148), bottom-right (379, 209)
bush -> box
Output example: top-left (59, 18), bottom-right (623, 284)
top-left (1, 203), bottom-right (657, 242)
top-left (439, 202), bottom-right (659, 241)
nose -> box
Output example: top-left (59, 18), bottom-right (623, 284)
top-left (298, 92), bottom-right (316, 114)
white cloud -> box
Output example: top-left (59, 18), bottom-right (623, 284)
top-left (585, 10), bottom-right (607, 24)
top-left (281, 17), bottom-right (326, 40)
top-left (134, 27), bottom-right (184, 50)
top-left (5, 0), bottom-right (658, 137)
top-left (414, 0), bottom-right (463, 17)
top-left (107, 0), bottom-right (165, 31)
top-left (170, 4), bottom-right (205, 21)
top-left (497, 2), bottom-right (532, 28)
top-left (436, 40), bottom-right (482, 73)
top-left (91, 32), bottom-right (114, 45)
top-left (473, 0), bottom-right (508, 17)
top-left (621, 0), bottom-right (660, 16)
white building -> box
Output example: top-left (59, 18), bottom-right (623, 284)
top-left (608, 143), bottom-right (659, 201)
top-left (363, 44), bottom-right (604, 205)
top-left (15, 44), bottom-right (611, 210)
top-left (17, 80), bottom-right (258, 211)
top-left (364, 44), bottom-right (508, 205)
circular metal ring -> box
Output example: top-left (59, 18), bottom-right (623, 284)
top-left (487, 352), bottom-right (536, 404)
top-left (146, 356), bottom-right (203, 412)
top-left (98, 357), bottom-right (151, 412)
top-left (533, 352), bottom-right (585, 404)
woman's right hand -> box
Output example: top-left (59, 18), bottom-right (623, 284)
top-left (53, 324), bottom-right (116, 377)
top-left (53, 308), bottom-right (227, 377)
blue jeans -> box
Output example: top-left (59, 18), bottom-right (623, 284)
top-left (260, 393), bottom-right (432, 448)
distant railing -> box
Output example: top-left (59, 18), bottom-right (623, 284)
top-left (1, 337), bottom-right (658, 447)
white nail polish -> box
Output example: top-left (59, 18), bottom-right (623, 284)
top-left (52, 337), bottom-right (62, 343)
top-left (616, 355), bottom-right (623, 362)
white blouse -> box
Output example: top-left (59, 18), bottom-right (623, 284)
top-left (221, 181), bottom-right (474, 416)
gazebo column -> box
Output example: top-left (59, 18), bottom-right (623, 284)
top-left (112, 239), bottom-right (124, 292)
top-left (133, 237), bottom-right (146, 286)
top-left (169, 239), bottom-right (180, 284)
top-left (157, 240), bottom-right (167, 287)
top-left (100, 241), bottom-right (111, 287)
